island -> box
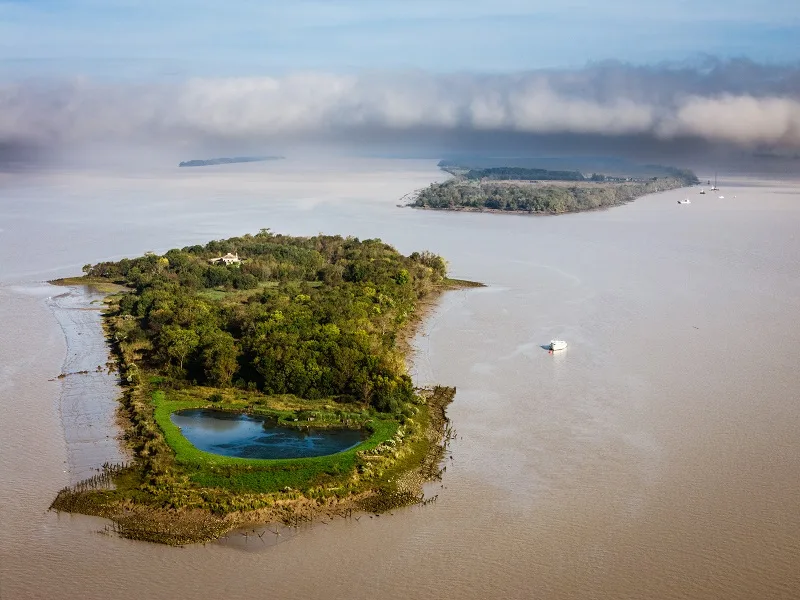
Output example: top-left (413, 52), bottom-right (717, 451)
top-left (50, 229), bottom-right (481, 544)
top-left (409, 161), bottom-right (699, 214)
top-left (178, 156), bottom-right (284, 168)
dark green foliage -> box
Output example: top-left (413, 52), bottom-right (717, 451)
top-left (411, 170), bottom-right (698, 213)
top-left (83, 231), bottom-right (447, 414)
top-left (465, 167), bottom-right (584, 181)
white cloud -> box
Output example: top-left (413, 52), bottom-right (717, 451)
top-left (661, 94), bottom-right (800, 145)
top-left (2, 62), bottom-right (800, 161)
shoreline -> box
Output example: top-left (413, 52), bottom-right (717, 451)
top-left (407, 204), bottom-right (622, 216)
top-left (47, 275), bottom-right (477, 545)
top-left (46, 284), bottom-right (131, 484)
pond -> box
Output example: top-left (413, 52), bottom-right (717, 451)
top-left (170, 409), bottom-right (368, 460)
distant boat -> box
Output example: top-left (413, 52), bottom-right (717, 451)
top-left (678, 198), bottom-right (691, 204)
top-left (718, 195), bottom-right (725, 199)
top-left (710, 173), bottom-right (719, 191)
top-left (549, 340), bottom-right (568, 351)
top-left (699, 188), bottom-right (705, 194)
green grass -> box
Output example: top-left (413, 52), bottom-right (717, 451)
top-left (444, 277), bottom-right (485, 288)
top-left (198, 280), bottom-right (323, 302)
top-left (197, 281), bottom-right (277, 302)
top-left (49, 276), bottom-right (129, 294)
top-left (152, 390), bottom-right (398, 493)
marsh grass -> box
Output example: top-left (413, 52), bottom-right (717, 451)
top-left (49, 277), bottom-right (129, 295)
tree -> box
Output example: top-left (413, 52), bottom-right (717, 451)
top-left (200, 330), bottom-right (239, 387)
top-left (89, 229), bottom-right (452, 412)
top-left (160, 325), bottom-right (199, 370)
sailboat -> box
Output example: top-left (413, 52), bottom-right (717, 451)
top-left (710, 173), bottom-right (719, 191)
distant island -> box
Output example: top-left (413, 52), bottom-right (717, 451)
top-left (178, 156), bottom-right (284, 168)
top-left (408, 160), bottom-right (699, 214)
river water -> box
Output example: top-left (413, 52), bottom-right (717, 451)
top-left (1, 159), bottom-right (799, 599)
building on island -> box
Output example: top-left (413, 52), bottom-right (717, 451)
top-left (208, 252), bottom-right (241, 265)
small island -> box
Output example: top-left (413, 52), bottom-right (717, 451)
top-left (409, 161), bottom-right (699, 214)
top-left (50, 229), bottom-right (480, 544)
top-left (178, 156), bottom-right (284, 168)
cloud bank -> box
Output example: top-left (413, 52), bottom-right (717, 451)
top-left (3, 59), bottom-right (800, 166)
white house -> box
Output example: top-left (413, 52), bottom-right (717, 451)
top-left (208, 252), bottom-right (241, 265)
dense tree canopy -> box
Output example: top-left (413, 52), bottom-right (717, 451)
top-left (411, 171), bottom-right (698, 213)
top-left (85, 230), bottom-right (449, 414)
top-left (464, 167), bottom-right (584, 181)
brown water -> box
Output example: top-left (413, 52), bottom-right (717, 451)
top-left (1, 159), bottom-right (800, 599)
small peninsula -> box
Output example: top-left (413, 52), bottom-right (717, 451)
top-left (409, 161), bottom-right (699, 214)
top-left (178, 156), bottom-right (284, 167)
top-left (50, 230), bottom-right (479, 544)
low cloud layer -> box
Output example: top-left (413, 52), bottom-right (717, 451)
top-left (3, 59), bottom-right (800, 165)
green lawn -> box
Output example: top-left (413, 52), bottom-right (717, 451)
top-left (152, 390), bottom-right (398, 493)
top-left (198, 280), bottom-right (323, 302)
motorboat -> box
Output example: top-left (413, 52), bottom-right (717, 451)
top-left (678, 198), bottom-right (691, 204)
top-left (699, 188), bottom-right (705, 194)
top-left (549, 340), bottom-right (568, 351)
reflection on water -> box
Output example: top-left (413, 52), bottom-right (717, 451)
top-left (170, 409), bottom-right (367, 460)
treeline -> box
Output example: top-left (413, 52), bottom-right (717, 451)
top-left (411, 174), bottom-right (696, 214)
top-left (645, 165), bottom-right (700, 184)
top-left (84, 230), bottom-right (448, 414)
top-left (464, 167), bottom-right (584, 181)
top-left (178, 156), bottom-right (283, 167)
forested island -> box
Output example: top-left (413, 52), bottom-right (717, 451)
top-left (178, 156), bottom-right (284, 167)
top-left (411, 162), bottom-right (699, 214)
top-left (50, 230), bottom-right (478, 544)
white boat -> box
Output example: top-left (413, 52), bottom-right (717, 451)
top-left (549, 340), bottom-right (568, 351)
top-left (718, 195), bottom-right (724, 199)
top-left (699, 188), bottom-right (705, 194)
top-left (678, 198), bottom-right (691, 204)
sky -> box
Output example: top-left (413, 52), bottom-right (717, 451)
top-left (2, 0), bottom-right (799, 76)
top-left (1, 1), bottom-right (800, 166)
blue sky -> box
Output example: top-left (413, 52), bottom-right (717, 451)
top-left (2, 0), bottom-right (799, 78)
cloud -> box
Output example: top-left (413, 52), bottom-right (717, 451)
top-left (2, 59), bottom-right (800, 165)
top-left (660, 94), bottom-right (800, 146)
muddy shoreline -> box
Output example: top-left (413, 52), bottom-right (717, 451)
top-left (46, 285), bottom-right (130, 484)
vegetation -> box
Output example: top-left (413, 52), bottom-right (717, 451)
top-left (410, 167), bottom-right (698, 214)
top-left (437, 157), bottom-right (698, 179)
top-left (464, 167), bottom-right (584, 181)
top-left (50, 229), bottom-right (472, 544)
top-left (178, 156), bottom-right (284, 167)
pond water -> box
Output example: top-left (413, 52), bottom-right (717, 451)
top-left (170, 409), bottom-right (368, 460)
